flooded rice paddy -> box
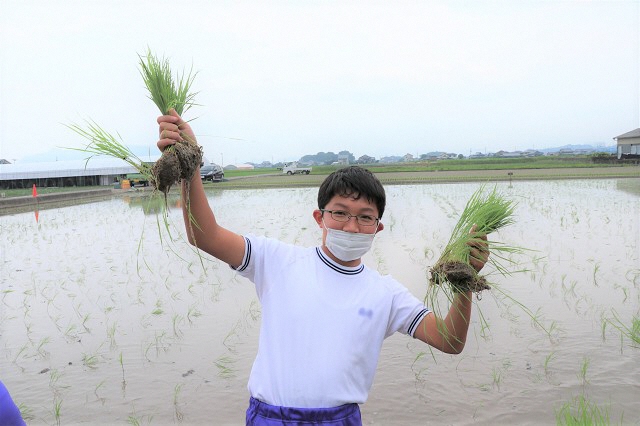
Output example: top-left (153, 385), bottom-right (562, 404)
top-left (1, 178), bottom-right (639, 425)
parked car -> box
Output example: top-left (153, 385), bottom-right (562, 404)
top-left (200, 163), bottom-right (224, 182)
top-left (281, 162), bottom-right (312, 175)
top-left (126, 173), bottom-right (150, 187)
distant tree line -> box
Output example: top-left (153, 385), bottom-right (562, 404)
top-left (299, 151), bottom-right (360, 165)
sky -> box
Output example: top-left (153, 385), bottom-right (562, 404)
top-left (1, 1), bottom-right (638, 166)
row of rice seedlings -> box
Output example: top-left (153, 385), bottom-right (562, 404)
top-left (53, 396), bottom-right (63, 426)
top-left (186, 304), bottom-right (202, 324)
top-left (543, 351), bottom-right (556, 377)
top-left (127, 407), bottom-right (154, 426)
top-left (607, 309), bottom-right (640, 348)
top-left (94, 379), bottom-right (107, 405)
top-left (577, 357), bottom-right (590, 387)
top-left (17, 403), bottom-right (34, 422)
top-left (553, 355), bottom-right (617, 425)
top-left (172, 314), bottom-right (185, 337)
top-left (42, 276), bottom-right (208, 415)
top-left (214, 300), bottom-right (262, 379)
top-left (556, 395), bottom-right (612, 425)
top-left (106, 321), bottom-right (118, 348)
top-left (47, 368), bottom-right (66, 426)
top-left (400, 184), bottom-right (636, 406)
top-left (119, 352), bottom-right (127, 390)
top-left (2, 204), bottom-right (193, 420)
top-left (82, 352), bottom-right (100, 369)
top-left (490, 358), bottom-right (512, 390)
top-left (173, 383), bottom-right (185, 422)
top-left (214, 355), bottom-right (236, 379)
top-left (5, 180), bottom-right (632, 420)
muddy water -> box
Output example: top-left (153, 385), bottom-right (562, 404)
top-left (1, 179), bottom-right (638, 425)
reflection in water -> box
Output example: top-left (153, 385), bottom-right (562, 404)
top-left (616, 177), bottom-right (640, 197)
top-left (123, 193), bottom-right (182, 215)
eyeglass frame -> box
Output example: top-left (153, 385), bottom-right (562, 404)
top-left (320, 209), bottom-right (380, 227)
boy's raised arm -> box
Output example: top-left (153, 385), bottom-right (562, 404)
top-left (157, 109), bottom-right (246, 267)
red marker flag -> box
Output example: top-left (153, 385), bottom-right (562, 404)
top-left (32, 184), bottom-right (38, 197)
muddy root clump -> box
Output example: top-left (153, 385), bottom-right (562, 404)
top-left (430, 260), bottom-right (491, 293)
top-left (151, 148), bottom-right (180, 193)
top-left (151, 141), bottom-right (203, 195)
top-left (174, 141), bottom-right (203, 181)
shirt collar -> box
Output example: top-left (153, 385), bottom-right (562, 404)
top-left (315, 247), bottom-right (364, 275)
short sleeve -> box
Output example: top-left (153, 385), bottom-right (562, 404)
top-left (383, 277), bottom-right (431, 338)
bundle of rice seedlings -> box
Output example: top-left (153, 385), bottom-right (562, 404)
top-left (65, 121), bottom-right (154, 184)
top-left (420, 186), bottom-right (549, 350)
top-left (138, 48), bottom-right (198, 116)
top-left (138, 48), bottom-right (202, 195)
top-left (65, 50), bottom-right (208, 270)
top-left (429, 185), bottom-right (519, 294)
top-left (68, 50), bottom-right (202, 197)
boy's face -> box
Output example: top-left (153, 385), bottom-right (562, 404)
top-left (313, 194), bottom-right (384, 264)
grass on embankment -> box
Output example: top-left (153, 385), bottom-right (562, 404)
top-left (217, 156), bottom-right (638, 188)
top-left (224, 156), bottom-right (634, 178)
top-left (3, 157), bottom-right (638, 197)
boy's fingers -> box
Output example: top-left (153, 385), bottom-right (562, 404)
top-left (157, 113), bottom-right (179, 126)
top-left (157, 140), bottom-right (175, 152)
top-left (159, 128), bottom-right (181, 140)
top-left (467, 224), bottom-right (489, 269)
top-left (169, 108), bottom-right (186, 126)
top-left (471, 246), bottom-right (489, 261)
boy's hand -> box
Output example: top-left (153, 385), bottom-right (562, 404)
top-left (157, 109), bottom-right (197, 152)
top-left (468, 224), bottom-right (489, 272)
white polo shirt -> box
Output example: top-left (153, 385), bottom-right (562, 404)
top-left (235, 234), bottom-right (430, 408)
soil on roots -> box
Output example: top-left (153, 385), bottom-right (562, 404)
top-left (430, 260), bottom-right (491, 293)
top-left (152, 141), bottom-right (203, 195)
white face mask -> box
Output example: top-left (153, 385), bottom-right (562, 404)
top-left (323, 221), bottom-right (377, 262)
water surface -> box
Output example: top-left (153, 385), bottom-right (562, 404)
top-left (1, 179), bottom-right (638, 425)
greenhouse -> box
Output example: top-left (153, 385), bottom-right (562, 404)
top-left (0, 157), bottom-right (157, 190)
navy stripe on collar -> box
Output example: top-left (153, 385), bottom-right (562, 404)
top-left (315, 247), bottom-right (364, 275)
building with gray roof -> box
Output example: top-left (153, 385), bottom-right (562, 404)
top-left (0, 156), bottom-right (159, 189)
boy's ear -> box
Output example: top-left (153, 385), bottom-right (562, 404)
top-left (312, 209), bottom-right (323, 226)
top-left (376, 222), bottom-right (384, 233)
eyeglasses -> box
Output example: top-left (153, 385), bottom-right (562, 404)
top-left (320, 209), bottom-right (380, 226)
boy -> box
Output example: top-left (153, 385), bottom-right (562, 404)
top-left (157, 109), bottom-right (488, 425)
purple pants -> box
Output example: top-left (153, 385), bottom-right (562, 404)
top-left (0, 381), bottom-right (26, 426)
top-left (246, 397), bottom-right (362, 426)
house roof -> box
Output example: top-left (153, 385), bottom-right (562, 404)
top-left (614, 128), bottom-right (640, 140)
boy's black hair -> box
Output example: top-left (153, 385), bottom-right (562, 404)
top-left (317, 166), bottom-right (386, 218)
